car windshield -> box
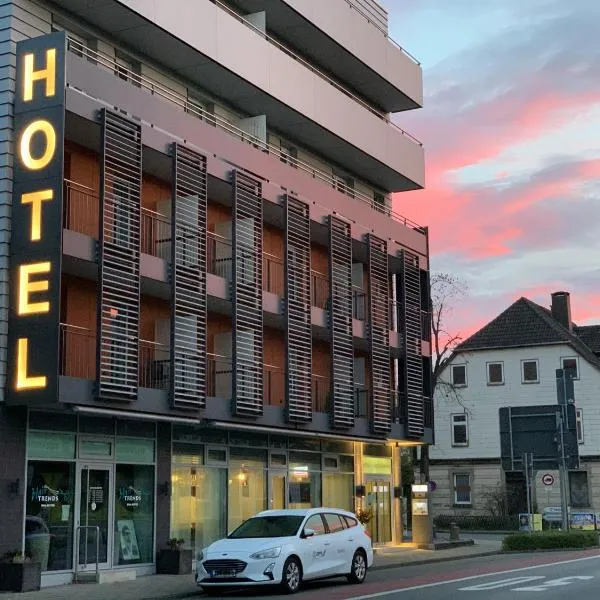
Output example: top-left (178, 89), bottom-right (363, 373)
top-left (228, 515), bottom-right (305, 539)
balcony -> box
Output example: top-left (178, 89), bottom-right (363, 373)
top-left (139, 339), bottom-right (170, 389)
top-left (207, 231), bottom-right (233, 280)
top-left (353, 287), bottom-right (367, 321)
top-left (311, 271), bottom-right (329, 309)
top-left (207, 353), bottom-right (233, 399)
top-left (355, 387), bottom-right (369, 418)
top-left (141, 209), bottom-right (171, 261)
top-left (312, 374), bottom-right (331, 412)
top-left (263, 253), bottom-right (284, 295)
top-left (264, 364), bottom-right (285, 407)
top-left (60, 323), bottom-right (96, 379)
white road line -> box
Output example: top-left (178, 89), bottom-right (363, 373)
top-left (347, 554), bottom-right (600, 599)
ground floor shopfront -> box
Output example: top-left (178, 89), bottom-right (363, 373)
top-left (3, 409), bottom-right (407, 587)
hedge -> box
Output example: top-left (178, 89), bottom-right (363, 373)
top-left (434, 514), bottom-right (519, 531)
top-left (502, 531), bottom-right (599, 552)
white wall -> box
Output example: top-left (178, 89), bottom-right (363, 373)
top-left (431, 344), bottom-right (600, 460)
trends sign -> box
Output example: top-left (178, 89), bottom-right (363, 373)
top-left (8, 32), bottom-right (66, 404)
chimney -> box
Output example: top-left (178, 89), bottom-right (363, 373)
top-left (551, 291), bottom-right (572, 331)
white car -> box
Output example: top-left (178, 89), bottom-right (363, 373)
top-left (195, 508), bottom-right (373, 594)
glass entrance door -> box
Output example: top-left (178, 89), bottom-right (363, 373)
top-left (269, 472), bottom-right (287, 510)
top-left (76, 464), bottom-right (113, 570)
top-left (365, 479), bottom-right (392, 544)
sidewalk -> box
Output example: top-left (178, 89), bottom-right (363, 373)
top-left (0, 539), bottom-right (502, 600)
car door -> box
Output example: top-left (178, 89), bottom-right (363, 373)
top-left (342, 515), bottom-right (363, 570)
top-left (298, 513), bottom-right (328, 580)
top-left (322, 513), bottom-right (348, 574)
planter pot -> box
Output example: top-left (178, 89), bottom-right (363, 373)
top-left (0, 562), bottom-right (41, 592)
top-left (156, 549), bottom-right (192, 575)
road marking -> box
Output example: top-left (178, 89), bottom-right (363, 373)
top-left (513, 575), bottom-right (593, 592)
top-left (459, 576), bottom-right (545, 590)
top-left (347, 554), bottom-right (600, 599)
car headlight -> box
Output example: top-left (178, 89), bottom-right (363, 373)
top-left (250, 547), bottom-right (282, 560)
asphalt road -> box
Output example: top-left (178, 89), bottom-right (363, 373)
top-left (197, 549), bottom-right (600, 600)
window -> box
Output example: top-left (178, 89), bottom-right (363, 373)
top-left (576, 408), bottom-right (584, 444)
top-left (324, 513), bottom-right (345, 533)
top-left (206, 447), bottom-right (227, 465)
top-left (303, 514), bottom-right (326, 536)
top-left (487, 362), bottom-right (504, 385)
top-left (343, 515), bottom-right (359, 529)
top-left (561, 357), bottom-right (579, 379)
top-left (323, 455), bottom-right (339, 471)
top-left (280, 142), bottom-right (298, 168)
top-left (453, 473), bottom-right (471, 505)
top-left (115, 50), bottom-right (141, 86)
top-left (521, 360), bottom-right (539, 383)
top-left (451, 414), bottom-right (468, 446)
top-left (451, 364), bottom-right (467, 387)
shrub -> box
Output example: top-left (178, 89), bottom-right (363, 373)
top-left (434, 514), bottom-right (519, 531)
top-left (502, 531), bottom-right (599, 552)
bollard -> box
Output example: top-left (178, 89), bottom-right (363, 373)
top-left (449, 522), bottom-right (460, 541)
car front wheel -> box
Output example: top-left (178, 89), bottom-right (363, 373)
top-left (281, 556), bottom-right (302, 594)
top-left (347, 549), bottom-right (367, 584)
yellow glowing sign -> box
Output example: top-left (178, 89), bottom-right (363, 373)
top-left (21, 189), bottom-right (53, 241)
top-left (19, 119), bottom-right (57, 171)
top-left (22, 48), bottom-right (56, 102)
top-left (18, 262), bottom-right (51, 315)
top-left (16, 338), bottom-right (47, 390)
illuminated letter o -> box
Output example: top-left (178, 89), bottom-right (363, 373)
top-left (19, 119), bottom-right (56, 170)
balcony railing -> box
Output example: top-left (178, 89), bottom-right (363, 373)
top-left (355, 387), bottom-right (369, 418)
top-left (59, 323), bottom-right (96, 379)
top-left (263, 253), bottom-right (284, 295)
top-left (139, 339), bottom-right (170, 389)
top-left (264, 364), bottom-right (285, 407)
top-left (207, 231), bottom-right (233, 280)
top-left (141, 208), bottom-right (171, 260)
top-left (66, 37), bottom-right (425, 233)
top-left (312, 374), bottom-right (331, 412)
top-left (311, 270), bottom-right (330, 309)
top-left (207, 353), bottom-right (232, 399)
top-left (64, 179), bottom-right (99, 238)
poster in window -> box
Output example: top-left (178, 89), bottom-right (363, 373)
top-left (118, 519), bottom-right (140, 561)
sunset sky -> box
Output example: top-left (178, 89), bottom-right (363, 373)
top-left (388, 0), bottom-right (600, 340)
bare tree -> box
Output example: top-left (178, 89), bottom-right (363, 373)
top-left (420, 272), bottom-right (468, 481)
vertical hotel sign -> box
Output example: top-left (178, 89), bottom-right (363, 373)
top-left (7, 32), bottom-right (66, 404)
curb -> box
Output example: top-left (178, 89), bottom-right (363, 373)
top-left (370, 549), bottom-right (501, 571)
top-left (501, 547), bottom-right (600, 554)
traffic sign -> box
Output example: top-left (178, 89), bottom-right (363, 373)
top-left (542, 473), bottom-right (555, 486)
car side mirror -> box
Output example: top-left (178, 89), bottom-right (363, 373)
top-left (302, 528), bottom-right (315, 539)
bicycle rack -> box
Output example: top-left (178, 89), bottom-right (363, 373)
top-left (74, 525), bottom-right (100, 583)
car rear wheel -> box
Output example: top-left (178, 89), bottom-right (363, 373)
top-left (281, 556), bottom-right (302, 594)
top-left (347, 549), bottom-right (367, 584)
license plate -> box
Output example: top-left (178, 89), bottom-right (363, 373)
top-left (212, 571), bottom-right (236, 578)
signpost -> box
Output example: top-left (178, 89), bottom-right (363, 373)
top-left (542, 473), bottom-right (555, 487)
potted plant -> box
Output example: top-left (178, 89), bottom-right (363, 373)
top-left (157, 538), bottom-right (192, 575)
top-left (356, 508), bottom-right (373, 526)
top-left (0, 551), bottom-right (41, 592)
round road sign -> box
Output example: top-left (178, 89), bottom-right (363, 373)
top-left (542, 473), bottom-right (555, 486)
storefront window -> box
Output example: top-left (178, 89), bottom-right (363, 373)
top-left (26, 461), bottom-right (75, 571)
top-left (323, 471), bottom-right (354, 512)
top-left (228, 448), bottom-right (267, 531)
top-left (289, 451), bottom-right (321, 509)
top-left (113, 464), bottom-right (154, 565)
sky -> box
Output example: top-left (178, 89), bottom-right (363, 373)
top-left (387, 0), bottom-right (600, 341)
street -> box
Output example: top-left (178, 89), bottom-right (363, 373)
top-left (197, 550), bottom-right (600, 600)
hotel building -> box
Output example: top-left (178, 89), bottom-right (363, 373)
top-left (0, 0), bottom-right (430, 586)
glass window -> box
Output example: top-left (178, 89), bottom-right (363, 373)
top-left (453, 473), bottom-right (471, 505)
top-left (569, 471), bottom-right (589, 508)
top-left (339, 455), bottom-right (354, 472)
top-left (522, 360), bottom-right (539, 383)
top-left (561, 357), bottom-right (579, 379)
top-left (79, 415), bottom-right (115, 435)
top-left (115, 439), bottom-right (154, 463)
top-left (576, 409), bottom-right (584, 444)
top-left (452, 365), bottom-right (467, 387)
top-left (323, 473), bottom-right (353, 512)
top-left (116, 420), bottom-right (155, 438)
top-left (344, 516), bottom-right (359, 528)
top-left (363, 444), bottom-right (391, 457)
top-left (323, 513), bottom-right (345, 533)
top-left (172, 442), bottom-right (204, 465)
top-left (26, 461), bottom-right (75, 571)
top-left (303, 514), bottom-right (326, 536)
top-left (288, 438), bottom-right (320, 451)
top-left (28, 431), bottom-right (76, 460)
top-left (114, 464), bottom-right (154, 565)
top-left (487, 362), bottom-right (504, 385)
top-left (363, 455), bottom-right (392, 475)
top-left (206, 447), bottom-right (227, 465)
top-left (323, 455), bottom-right (339, 470)
top-left (228, 515), bottom-right (304, 539)
top-left (171, 466), bottom-right (227, 556)
top-left (451, 414), bottom-right (468, 446)
top-left (29, 411), bottom-right (77, 432)
top-left (228, 449), bottom-right (267, 532)
top-left (289, 451), bottom-right (321, 471)
top-left (289, 470), bottom-right (321, 509)
top-left (321, 440), bottom-right (354, 454)
top-left (270, 452), bottom-right (287, 467)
